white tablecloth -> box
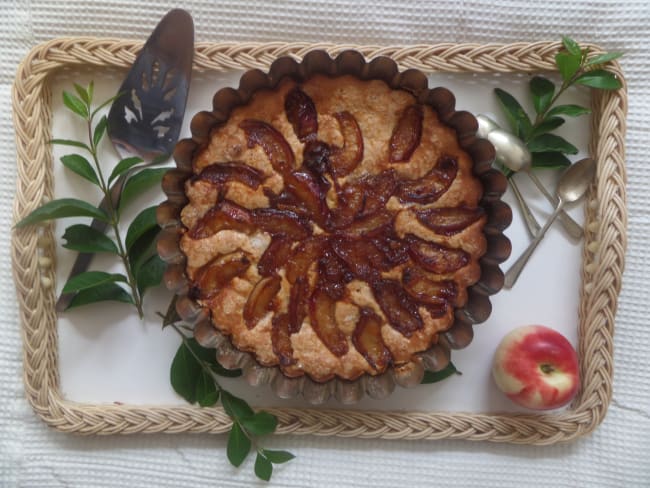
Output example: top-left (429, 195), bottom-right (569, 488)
top-left (1, 1), bottom-right (649, 486)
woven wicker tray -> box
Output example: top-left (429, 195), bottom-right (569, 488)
top-left (11, 39), bottom-right (627, 444)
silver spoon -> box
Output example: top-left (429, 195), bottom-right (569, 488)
top-left (504, 157), bottom-right (596, 288)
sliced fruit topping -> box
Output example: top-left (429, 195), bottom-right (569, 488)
top-left (352, 308), bottom-right (392, 371)
top-left (317, 248), bottom-right (352, 299)
top-left (285, 86), bottom-right (318, 142)
top-left (288, 276), bottom-right (309, 334)
top-left (336, 210), bottom-right (393, 238)
top-left (192, 253), bottom-right (250, 299)
top-left (329, 111), bottom-right (364, 177)
top-left (358, 170), bottom-right (398, 217)
top-left (251, 208), bottom-right (312, 239)
top-left (406, 234), bottom-right (470, 274)
top-left (302, 140), bottom-right (332, 185)
top-left (271, 313), bottom-right (296, 367)
top-left (189, 200), bottom-right (255, 239)
top-left (244, 275), bottom-right (282, 328)
top-left (389, 104), bottom-right (423, 163)
top-left (239, 119), bottom-right (295, 174)
top-left (331, 237), bottom-right (390, 281)
top-left (402, 266), bottom-right (457, 309)
top-left (328, 181), bottom-right (365, 229)
top-left (285, 236), bottom-right (327, 283)
top-left (258, 236), bottom-right (294, 277)
top-left (309, 287), bottom-right (349, 357)
top-left (415, 206), bottom-right (485, 236)
top-left (370, 232), bottom-right (409, 266)
top-left (397, 155), bottom-right (458, 204)
top-left (284, 170), bottom-right (329, 226)
top-left (371, 279), bottom-right (423, 337)
top-left (197, 162), bottom-right (265, 189)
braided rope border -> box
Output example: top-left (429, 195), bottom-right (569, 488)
top-left (11, 39), bottom-right (627, 444)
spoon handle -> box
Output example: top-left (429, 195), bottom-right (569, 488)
top-left (527, 171), bottom-right (583, 239)
top-left (504, 200), bottom-right (565, 288)
top-left (510, 177), bottom-right (542, 238)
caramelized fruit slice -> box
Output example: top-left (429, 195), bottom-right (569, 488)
top-left (372, 279), bottom-right (423, 336)
top-left (406, 235), bottom-right (470, 274)
top-left (288, 276), bottom-right (309, 334)
top-left (197, 162), bottom-right (265, 189)
top-left (271, 313), bottom-right (296, 367)
top-left (353, 308), bottom-right (391, 371)
top-left (336, 210), bottom-right (393, 238)
top-left (389, 104), bottom-right (423, 163)
top-left (251, 208), bottom-right (312, 239)
top-left (285, 237), bottom-right (326, 283)
top-left (402, 266), bottom-right (456, 312)
top-left (309, 288), bottom-right (349, 357)
top-left (415, 206), bottom-right (486, 236)
top-left (359, 170), bottom-right (397, 217)
top-left (285, 86), bottom-right (318, 142)
top-left (331, 237), bottom-right (390, 281)
top-left (330, 111), bottom-right (364, 177)
top-left (370, 232), bottom-right (409, 266)
top-left (192, 253), bottom-right (250, 299)
top-left (258, 236), bottom-right (294, 276)
top-left (397, 155), bottom-right (458, 204)
top-left (239, 119), bottom-right (295, 174)
top-left (317, 248), bottom-right (352, 299)
top-left (284, 170), bottom-right (329, 226)
top-left (244, 275), bottom-right (282, 328)
top-left (328, 181), bottom-right (365, 229)
top-left (189, 200), bottom-right (254, 239)
top-left (302, 140), bottom-right (332, 187)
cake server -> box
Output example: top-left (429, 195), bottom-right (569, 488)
top-left (56, 9), bottom-right (194, 312)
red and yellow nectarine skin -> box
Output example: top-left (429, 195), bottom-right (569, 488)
top-left (492, 325), bottom-right (579, 410)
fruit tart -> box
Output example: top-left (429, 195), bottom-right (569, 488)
top-left (157, 51), bottom-right (512, 404)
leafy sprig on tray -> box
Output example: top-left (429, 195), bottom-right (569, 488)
top-left (494, 36), bottom-right (622, 176)
top-left (16, 83), bottom-right (166, 317)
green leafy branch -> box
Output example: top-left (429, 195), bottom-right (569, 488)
top-left (494, 36), bottom-right (622, 175)
top-left (161, 302), bottom-right (294, 482)
top-left (15, 82), bottom-right (166, 317)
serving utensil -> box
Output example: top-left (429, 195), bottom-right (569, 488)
top-left (56, 9), bottom-right (194, 312)
top-left (504, 157), bottom-right (596, 288)
top-left (477, 115), bottom-right (583, 240)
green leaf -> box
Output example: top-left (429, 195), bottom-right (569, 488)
top-left (555, 51), bottom-right (582, 82)
top-left (62, 271), bottom-right (127, 293)
top-left (227, 423), bottom-right (251, 468)
top-left (119, 168), bottom-right (168, 211)
top-left (66, 282), bottom-right (134, 310)
top-left (262, 449), bottom-right (296, 464)
top-left (60, 154), bottom-right (99, 186)
top-left (196, 369), bottom-right (220, 407)
top-left (527, 133), bottom-right (579, 154)
top-left (87, 81), bottom-right (95, 105)
top-left (528, 117), bottom-right (565, 139)
top-left (546, 104), bottom-right (591, 118)
top-left (562, 35), bottom-right (581, 56)
top-left (529, 76), bottom-right (555, 115)
top-left (108, 156), bottom-right (144, 187)
top-left (73, 83), bottom-right (90, 106)
top-left (530, 151), bottom-right (572, 168)
top-left (221, 390), bottom-right (254, 420)
top-left (241, 412), bottom-right (278, 436)
top-left (135, 254), bottom-right (166, 295)
top-left (93, 115), bottom-right (108, 148)
top-left (575, 69), bottom-right (622, 90)
top-left (50, 139), bottom-right (91, 152)
top-left (160, 295), bottom-right (180, 329)
top-left (128, 226), bottom-right (160, 275)
top-left (15, 198), bottom-right (110, 228)
top-left (494, 88), bottom-right (532, 140)
top-left (63, 91), bottom-right (89, 118)
top-left (254, 453), bottom-right (273, 481)
top-left (126, 206), bottom-right (159, 252)
top-left (170, 340), bottom-right (202, 404)
top-left (62, 224), bottom-right (119, 254)
top-left (421, 362), bottom-right (460, 384)
top-left (585, 52), bottom-right (623, 66)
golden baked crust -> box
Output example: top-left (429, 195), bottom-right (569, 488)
top-left (179, 74), bottom-right (487, 382)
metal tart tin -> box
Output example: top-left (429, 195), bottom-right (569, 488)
top-left (157, 50), bottom-right (512, 404)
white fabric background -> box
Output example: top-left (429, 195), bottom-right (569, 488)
top-left (1, 0), bottom-right (649, 486)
